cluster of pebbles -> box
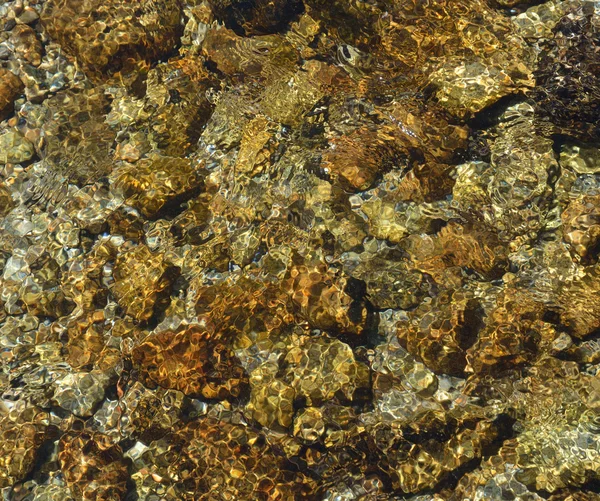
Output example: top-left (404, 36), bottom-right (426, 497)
top-left (1, 0), bottom-right (600, 499)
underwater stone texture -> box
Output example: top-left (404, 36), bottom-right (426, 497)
top-left (1, 0), bottom-right (600, 500)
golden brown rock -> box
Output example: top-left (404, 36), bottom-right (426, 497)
top-left (195, 274), bottom-right (295, 339)
top-left (0, 403), bottom-right (50, 488)
top-left (202, 27), bottom-right (298, 83)
top-left (403, 222), bottom-right (508, 288)
top-left (59, 430), bottom-right (129, 501)
top-left (20, 251), bottom-right (75, 318)
top-left (466, 289), bottom-right (556, 375)
top-left (344, 253), bottom-right (427, 310)
top-left (549, 492), bottom-right (600, 501)
top-left (105, 207), bottom-right (146, 242)
top-left (411, 1), bottom-right (535, 117)
top-left (29, 88), bottom-right (116, 207)
top-left (108, 56), bottom-right (218, 156)
top-left (293, 406), bottom-right (326, 442)
top-left (259, 59), bottom-right (349, 125)
top-left (212, 0), bottom-right (305, 36)
top-left (112, 154), bottom-right (203, 218)
top-left (560, 142), bottom-right (600, 175)
top-left (41, 0), bottom-right (183, 79)
top-left (162, 418), bottom-right (316, 500)
top-left (116, 381), bottom-right (183, 441)
top-left (61, 238), bottom-right (119, 313)
top-left (0, 129), bottom-right (35, 164)
top-left (382, 98), bottom-right (470, 165)
top-left (282, 334), bottom-right (370, 406)
top-left (131, 325), bottom-right (249, 400)
top-left (66, 315), bottom-right (113, 370)
top-left (235, 115), bottom-right (280, 177)
top-left (321, 126), bottom-right (403, 192)
top-left (556, 267), bottom-right (600, 338)
top-left (533, 3), bottom-right (600, 141)
top-left (2, 0), bottom-right (600, 496)
top-left (111, 244), bottom-right (177, 323)
top-left (246, 362), bottom-right (296, 429)
top-left (284, 261), bottom-right (373, 336)
top-left (169, 194), bottom-right (212, 245)
top-left (451, 103), bottom-right (557, 244)
top-left (562, 195), bottom-right (600, 260)
top-left (10, 24), bottom-right (43, 66)
top-left (496, 359), bottom-right (600, 493)
top-left (0, 183), bottom-right (13, 217)
top-left (0, 68), bottom-right (23, 121)
top-left (305, 0), bottom-right (535, 116)
top-left (434, 223), bottom-right (506, 277)
top-left (397, 289), bottom-right (482, 376)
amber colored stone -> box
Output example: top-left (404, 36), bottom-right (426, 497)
top-left (10, 24), bottom-right (43, 66)
top-left (282, 334), bottom-right (370, 406)
top-left (293, 407), bottom-right (326, 442)
top-left (404, 222), bottom-right (508, 286)
top-left (41, 0), bottom-right (183, 79)
top-left (212, 0), bottom-right (305, 36)
top-left (556, 267), bottom-right (600, 338)
top-left (235, 115), bottom-right (280, 177)
top-left (131, 325), bottom-right (249, 400)
top-left (321, 126), bottom-right (404, 192)
top-left (19, 252), bottom-right (75, 318)
top-left (112, 154), bottom-right (203, 218)
top-left (66, 316), bottom-right (111, 370)
top-left (533, 4), bottom-right (600, 141)
top-left (494, 359), bottom-right (600, 493)
top-left (158, 418), bottom-right (316, 500)
top-left (0, 404), bottom-right (50, 488)
top-left (397, 289), bottom-right (482, 376)
top-left (2, 0), bottom-right (600, 496)
top-left (28, 88), bottom-right (116, 207)
top-left (169, 195), bottom-right (212, 245)
top-left (466, 289), bottom-right (556, 375)
top-left (246, 362), bottom-right (296, 429)
top-left (0, 183), bottom-right (13, 217)
top-left (496, 0), bottom-right (537, 5)
top-left (202, 27), bottom-right (298, 83)
top-left (0, 129), bottom-right (35, 165)
top-left (0, 68), bottom-right (23, 121)
top-left (144, 56), bottom-right (218, 156)
top-left (384, 99), bottom-right (469, 164)
top-left (116, 381), bottom-right (183, 442)
top-left (111, 244), bottom-right (177, 323)
top-left (306, 0), bottom-right (534, 117)
top-left (194, 274), bottom-right (295, 339)
top-left (346, 254), bottom-right (427, 310)
top-left (549, 492), bottom-right (600, 501)
top-left (105, 207), bottom-right (145, 242)
top-left (59, 430), bottom-right (129, 501)
top-left (259, 59), bottom-right (350, 125)
top-left (284, 261), bottom-right (373, 336)
top-left (562, 195), bottom-right (600, 260)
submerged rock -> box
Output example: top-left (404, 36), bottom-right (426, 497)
top-left (59, 429), bottom-right (129, 501)
top-left (131, 325), bottom-right (249, 400)
top-left (0, 68), bottom-right (23, 120)
top-left (1, 0), bottom-right (600, 498)
top-left (111, 154), bottom-right (203, 218)
top-left (533, 3), bottom-right (600, 141)
top-left (212, 0), bottom-right (305, 36)
top-left (0, 129), bottom-right (34, 164)
top-left (41, 0), bottom-right (183, 79)
top-left (111, 244), bottom-right (177, 323)
top-left (0, 403), bottom-right (51, 488)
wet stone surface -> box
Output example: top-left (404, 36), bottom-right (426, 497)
top-left (1, 0), bottom-right (600, 499)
